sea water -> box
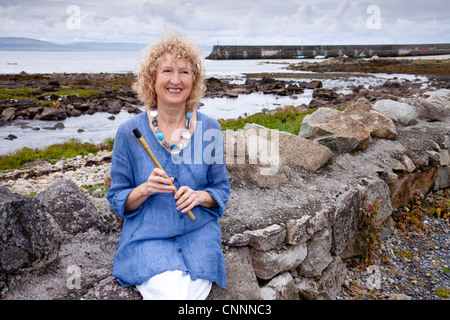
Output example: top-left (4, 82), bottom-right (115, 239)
top-left (0, 51), bottom-right (429, 155)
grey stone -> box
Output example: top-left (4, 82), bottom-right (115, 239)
top-left (299, 107), bottom-right (371, 152)
top-left (244, 224), bottom-right (286, 251)
top-left (260, 272), bottom-right (299, 300)
top-left (0, 187), bottom-right (64, 274)
top-left (285, 215), bottom-right (313, 245)
top-left (373, 99), bottom-right (419, 126)
top-left (36, 179), bottom-right (112, 236)
top-left (251, 243), bottom-right (307, 280)
top-left (208, 247), bottom-right (261, 300)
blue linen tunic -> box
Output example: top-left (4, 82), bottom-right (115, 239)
top-left (107, 111), bottom-right (231, 289)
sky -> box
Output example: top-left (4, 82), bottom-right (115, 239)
top-left (0, 0), bottom-right (449, 46)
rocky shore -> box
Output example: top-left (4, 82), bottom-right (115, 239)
top-left (1, 57), bottom-right (449, 127)
top-left (0, 57), bottom-right (449, 300)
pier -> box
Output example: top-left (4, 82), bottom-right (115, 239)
top-left (206, 43), bottom-right (450, 59)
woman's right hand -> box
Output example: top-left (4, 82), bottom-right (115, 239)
top-left (124, 168), bottom-right (175, 212)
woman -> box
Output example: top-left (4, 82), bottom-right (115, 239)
top-left (107, 33), bottom-right (231, 300)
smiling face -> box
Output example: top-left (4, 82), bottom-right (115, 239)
top-left (154, 53), bottom-right (193, 110)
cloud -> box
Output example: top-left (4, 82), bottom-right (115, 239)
top-left (0, 0), bottom-right (448, 45)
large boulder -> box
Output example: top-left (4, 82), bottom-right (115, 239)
top-left (299, 107), bottom-right (371, 152)
top-left (36, 179), bottom-right (113, 236)
top-left (343, 98), bottom-right (397, 140)
top-left (400, 97), bottom-right (447, 122)
top-left (373, 99), bottom-right (419, 126)
top-left (423, 89), bottom-right (450, 118)
top-left (224, 124), bottom-right (332, 188)
top-left (0, 187), bottom-right (64, 275)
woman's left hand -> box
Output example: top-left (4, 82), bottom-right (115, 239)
top-left (174, 187), bottom-right (217, 213)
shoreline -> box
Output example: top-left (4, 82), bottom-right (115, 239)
top-left (1, 57), bottom-right (449, 155)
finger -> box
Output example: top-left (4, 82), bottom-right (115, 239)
top-left (174, 186), bottom-right (189, 200)
top-left (152, 168), bottom-right (167, 177)
top-left (180, 201), bottom-right (196, 214)
top-left (151, 175), bottom-right (174, 186)
top-left (175, 189), bottom-right (198, 211)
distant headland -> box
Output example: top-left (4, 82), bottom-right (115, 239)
top-left (206, 43), bottom-right (450, 60)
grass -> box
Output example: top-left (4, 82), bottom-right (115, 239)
top-left (218, 106), bottom-right (318, 135)
top-left (50, 89), bottom-right (103, 98)
top-left (0, 88), bottom-right (38, 97)
top-left (0, 87), bottom-right (103, 102)
top-left (435, 286), bottom-right (450, 299)
top-left (0, 138), bottom-right (114, 171)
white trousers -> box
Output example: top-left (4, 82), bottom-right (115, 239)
top-left (136, 270), bottom-right (212, 300)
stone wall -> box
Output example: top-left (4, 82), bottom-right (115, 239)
top-left (208, 92), bottom-right (449, 300)
top-left (1, 90), bottom-right (449, 300)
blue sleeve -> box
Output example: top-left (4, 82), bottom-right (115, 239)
top-left (203, 121), bottom-right (231, 218)
top-left (106, 124), bottom-right (142, 219)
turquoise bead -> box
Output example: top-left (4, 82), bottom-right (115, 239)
top-left (156, 132), bottom-right (164, 141)
top-left (186, 111), bottom-right (192, 119)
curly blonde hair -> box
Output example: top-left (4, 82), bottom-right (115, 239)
top-left (133, 32), bottom-right (206, 111)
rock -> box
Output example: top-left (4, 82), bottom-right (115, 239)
top-left (37, 107), bottom-right (67, 120)
top-left (296, 256), bottom-right (346, 300)
top-left (36, 179), bottom-right (112, 236)
top-left (317, 256), bottom-right (347, 300)
top-left (310, 207), bottom-right (335, 233)
top-left (4, 134), bottom-right (17, 140)
top-left (224, 127), bottom-right (290, 189)
top-left (297, 228), bottom-right (333, 278)
top-left (224, 124), bottom-right (332, 188)
top-left (373, 99), bottom-right (419, 126)
top-left (208, 247), bottom-right (261, 300)
top-left (304, 80), bottom-right (323, 89)
top-left (277, 128), bottom-right (333, 172)
top-left (0, 187), bottom-right (64, 275)
top-left (227, 233), bottom-right (250, 247)
top-left (260, 272), bottom-right (299, 300)
top-left (299, 107), bottom-right (371, 152)
top-left (295, 277), bottom-right (319, 300)
top-left (107, 100), bottom-right (121, 114)
top-left (313, 88), bottom-right (337, 101)
top-left (331, 187), bottom-right (361, 256)
top-left (433, 166), bottom-right (450, 190)
top-left (251, 243), bottom-right (307, 280)
top-left (285, 215), bottom-right (313, 245)
top-left (343, 98), bottom-right (397, 140)
top-left (401, 97), bottom-right (447, 122)
top-left (402, 155), bottom-right (416, 173)
top-left (389, 167), bottom-right (439, 208)
top-left (423, 89), bottom-right (450, 99)
top-left (1, 108), bottom-right (16, 121)
top-left (244, 224), bottom-right (286, 252)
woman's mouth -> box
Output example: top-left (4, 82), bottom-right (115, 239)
top-left (167, 88), bottom-right (182, 93)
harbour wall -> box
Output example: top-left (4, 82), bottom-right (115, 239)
top-left (206, 43), bottom-right (450, 59)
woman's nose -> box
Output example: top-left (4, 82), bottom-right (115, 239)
top-left (170, 73), bottom-right (181, 85)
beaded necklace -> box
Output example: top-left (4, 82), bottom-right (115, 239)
top-left (149, 106), bottom-right (192, 152)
